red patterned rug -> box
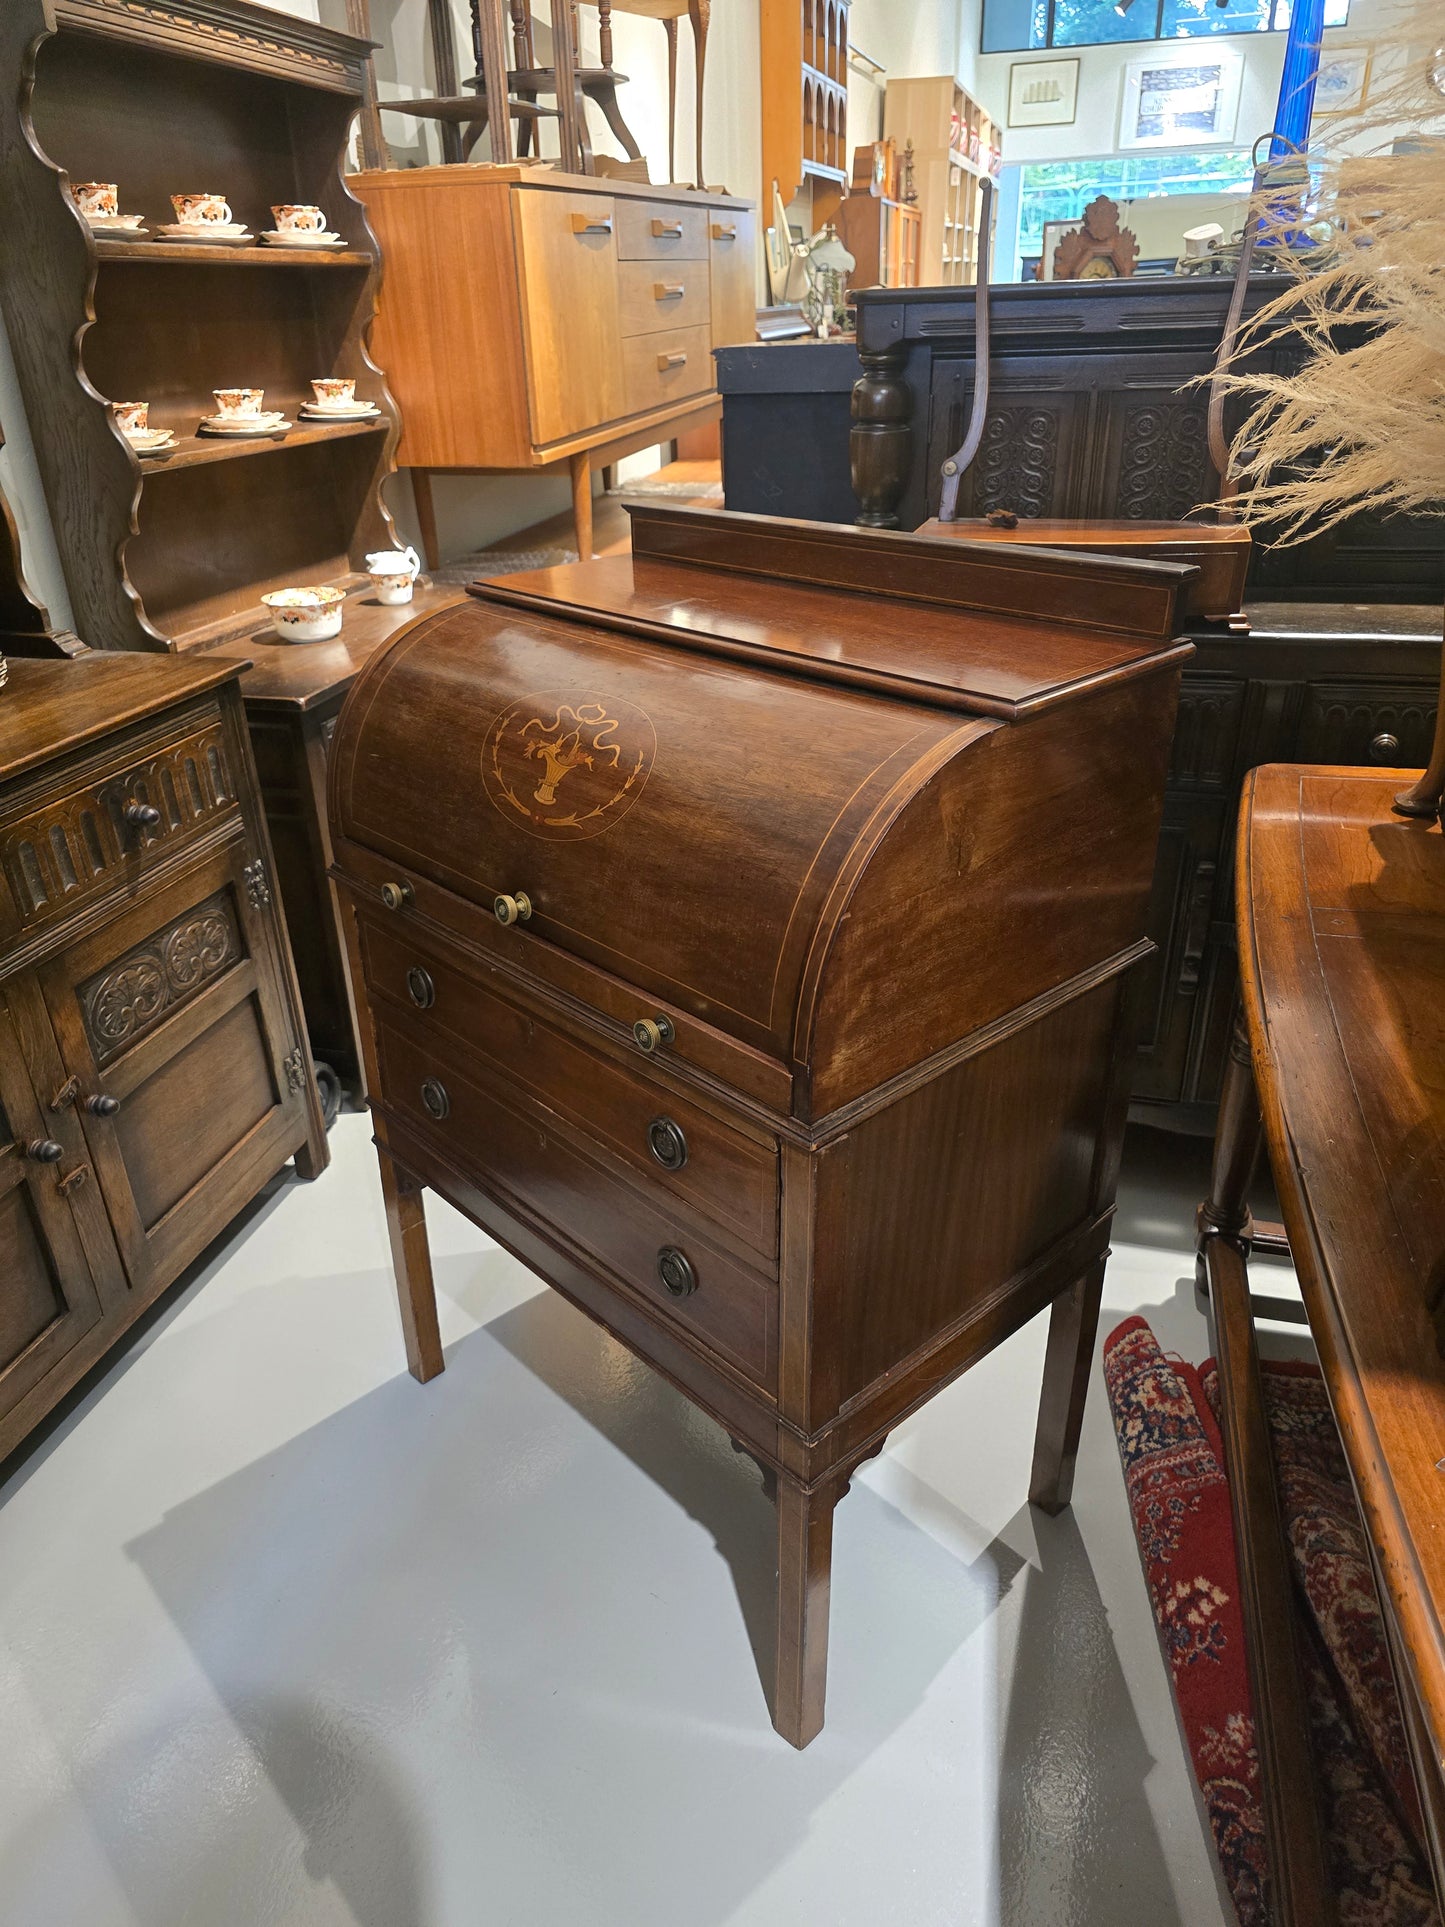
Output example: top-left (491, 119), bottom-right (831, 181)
top-left (1102, 1317), bottom-right (1439, 1926)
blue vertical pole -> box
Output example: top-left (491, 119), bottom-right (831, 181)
top-left (1271, 0), bottom-right (1326, 160)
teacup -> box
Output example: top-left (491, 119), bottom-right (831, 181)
top-left (113, 401), bottom-right (149, 437)
top-left (171, 192), bottom-right (233, 228)
top-left (261, 586), bottom-right (346, 641)
top-left (310, 377), bottom-right (356, 409)
top-left (366, 545), bottom-right (421, 605)
top-left (272, 203), bottom-right (327, 233)
top-left (213, 387), bottom-right (265, 420)
top-left (70, 181), bottom-right (118, 219)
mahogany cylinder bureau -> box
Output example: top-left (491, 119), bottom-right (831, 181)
top-left (329, 505), bottom-right (1194, 1745)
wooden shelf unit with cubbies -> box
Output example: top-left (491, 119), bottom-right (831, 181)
top-left (0, 0), bottom-right (459, 1094)
top-left (884, 75), bottom-right (1001, 288)
top-left (763, 0), bottom-right (852, 222)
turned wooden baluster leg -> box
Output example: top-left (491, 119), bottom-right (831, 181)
top-left (509, 0), bottom-right (534, 156)
top-left (663, 17), bottom-right (679, 184)
top-left (379, 1145), bottom-right (445, 1383)
top-left (474, 0), bottom-right (513, 164)
top-left (773, 1471), bottom-right (843, 1747)
top-left (851, 344), bottom-right (912, 529)
top-left (597, 0), bottom-right (613, 67)
top-left (1029, 1256), bottom-right (1106, 1515)
top-left (689, 0), bottom-right (710, 188)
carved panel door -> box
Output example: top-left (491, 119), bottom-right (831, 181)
top-left (32, 836), bottom-right (310, 1294)
top-left (0, 996), bottom-right (108, 1431)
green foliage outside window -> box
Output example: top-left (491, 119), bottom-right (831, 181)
top-left (1017, 150), bottom-right (1256, 257)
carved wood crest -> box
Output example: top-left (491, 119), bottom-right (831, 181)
top-left (1052, 196), bottom-right (1139, 281)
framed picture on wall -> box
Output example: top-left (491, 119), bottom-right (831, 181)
top-left (1008, 58), bottom-right (1080, 129)
top-left (1119, 50), bottom-right (1244, 149)
top-left (1315, 45), bottom-right (1373, 114)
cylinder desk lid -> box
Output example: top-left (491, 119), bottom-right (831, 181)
top-left (330, 506), bottom-right (1195, 1071)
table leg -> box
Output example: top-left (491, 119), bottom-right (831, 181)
top-left (772, 1471), bottom-right (841, 1748)
top-left (411, 469), bottom-right (441, 571)
top-left (1197, 1012), bottom-right (1264, 1257)
top-left (379, 1143), bottom-right (444, 1383)
top-left (689, 0), bottom-right (710, 188)
top-left (662, 17), bottom-right (678, 184)
top-left (570, 448), bottom-right (594, 560)
top-left (1028, 1255), bottom-right (1106, 1516)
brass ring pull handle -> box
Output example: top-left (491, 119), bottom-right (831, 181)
top-left (651, 219), bottom-right (685, 238)
top-left (421, 1078), bottom-right (450, 1121)
top-left (1370, 731), bottom-right (1401, 763)
top-left (633, 1015), bottom-right (675, 1054)
top-left (84, 1093), bottom-right (120, 1117)
top-left (380, 880), bottom-right (414, 912)
top-left (647, 1116), bottom-right (688, 1171)
top-left (571, 213), bottom-right (614, 235)
top-left (406, 966), bottom-right (436, 1009)
top-left (123, 799), bottom-right (161, 830)
top-left (494, 891), bottom-right (533, 927)
top-left (657, 1245), bottom-right (697, 1299)
top-left (655, 283), bottom-right (686, 301)
top-left (25, 1139), bottom-right (64, 1163)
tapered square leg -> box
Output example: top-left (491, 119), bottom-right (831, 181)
top-left (1028, 1257), bottom-right (1106, 1516)
top-left (379, 1146), bottom-right (444, 1383)
top-left (772, 1472), bottom-right (841, 1748)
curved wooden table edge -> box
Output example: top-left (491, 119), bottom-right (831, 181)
top-left (1236, 760), bottom-right (1445, 1786)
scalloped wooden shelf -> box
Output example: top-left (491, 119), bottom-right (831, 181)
top-left (138, 418), bottom-right (387, 472)
top-left (94, 237), bottom-right (375, 267)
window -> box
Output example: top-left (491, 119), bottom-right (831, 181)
top-left (1016, 149), bottom-right (1256, 259)
top-left (982, 0), bottom-right (1347, 54)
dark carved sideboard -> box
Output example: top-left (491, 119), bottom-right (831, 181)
top-left (848, 276), bottom-right (1445, 605)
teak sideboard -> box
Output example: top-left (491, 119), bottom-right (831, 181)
top-left (329, 504), bottom-right (1193, 1744)
top-left (351, 165), bottom-right (757, 561)
top-left (0, 655), bottom-right (326, 1464)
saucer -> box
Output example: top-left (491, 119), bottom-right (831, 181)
top-left (124, 428), bottom-right (177, 453)
top-left (87, 213), bottom-right (147, 231)
top-left (198, 412), bottom-right (290, 436)
top-left (156, 224), bottom-right (254, 246)
top-left (299, 401), bottom-right (380, 420)
top-left (259, 230), bottom-right (344, 248)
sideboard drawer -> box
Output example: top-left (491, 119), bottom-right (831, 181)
top-left (512, 187), bottom-right (625, 446)
top-left (618, 259), bottom-right (711, 338)
top-left (622, 324), bottom-right (712, 417)
top-left (615, 198), bottom-right (709, 262)
top-left (1294, 682), bottom-right (1439, 769)
top-left (710, 210), bottom-right (757, 348)
top-left (376, 1011), bottom-right (777, 1388)
top-left (0, 711), bottom-right (238, 940)
top-left (358, 914), bottom-right (779, 1263)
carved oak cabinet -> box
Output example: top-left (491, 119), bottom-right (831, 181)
top-left (0, 657), bottom-right (326, 1462)
top-left (329, 506), bottom-right (1192, 1744)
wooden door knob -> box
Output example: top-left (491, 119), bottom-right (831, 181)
top-left (656, 1246), bottom-right (697, 1298)
top-left (84, 1093), bottom-right (121, 1117)
top-left (494, 891), bottom-right (533, 926)
top-left (124, 800), bottom-right (161, 829)
top-left (1370, 731), bottom-right (1401, 763)
top-left (25, 1139), bottom-right (64, 1163)
top-left (633, 1015), bottom-right (675, 1054)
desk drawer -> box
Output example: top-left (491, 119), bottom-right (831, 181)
top-left (622, 324), bottom-right (712, 417)
top-left (376, 1010), bottom-right (777, 1388)
top-left (615, 199), bottom-right (709, 262)
top-left (0, 711), bottom-right (237, 941)
top-left (359, 914), bottom-right (778, 1262)
top-left (618, 260), bottom-right (711, 338)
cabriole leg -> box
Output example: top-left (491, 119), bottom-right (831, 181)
top-left (379, 1146), bottom-right (444, 1383)
top-left (1029, 1256), bottom-right (1106, 1516)
top-left (772, 1471), bottom-right (841, 1748)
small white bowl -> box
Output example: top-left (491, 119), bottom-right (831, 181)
top-left (261, 585), bottom-right (345, 641)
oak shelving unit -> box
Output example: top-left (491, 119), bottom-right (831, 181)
top-left (884, 75), bottom-right (1001, 288)
top-left (762, 0), bottom-right (852, 222)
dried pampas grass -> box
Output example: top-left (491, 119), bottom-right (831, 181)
top-left (1218, 3), bottom-right (1445, 542)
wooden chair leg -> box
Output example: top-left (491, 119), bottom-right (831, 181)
top-left (379, 1145), bottom-right (444, 1383)
top-left (662, 17), bottom-right (678, 184)
top-left (1197, 1011), bottom-right (1264, 1259)
top-left (1028, 1256), bottom-right (1106, 1516)
top-left (772, 1471), bottom-right (841, 1748)
top-left (689, 0), bottom-right (710, 188)
top-left (590, 78), bottom-right (644, 162)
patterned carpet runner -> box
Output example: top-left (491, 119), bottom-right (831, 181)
top-left (1103, 1317), bottom-right (1438, 1926)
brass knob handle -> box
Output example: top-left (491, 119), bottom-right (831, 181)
top-left (26, 1139), bottom-right (64, 1163)
top-left (380, 880), bottom-right (413, 912)
top-left (421, 1078), bottom-right (450, 1120)
top-left (406, 966), bottom-right (435, 1009)
top-left (124, 800), bottom-right (161, 830)
top-left (1370, 731), bottom-right (1401, 763)
top-left (494, 891), bottom-right (533, 927)
top-left (657, 1245), bottom-right (697, 1299)
top-left (633, 1014), bottom-right (675, 1054)
top-left (647, 1116), bottom-right (688, 1171)
top-left (84, 1093), bottom-right (120, 1117)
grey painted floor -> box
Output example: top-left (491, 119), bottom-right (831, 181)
top-left (0, 1117), bottom-right (1288, 1926)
